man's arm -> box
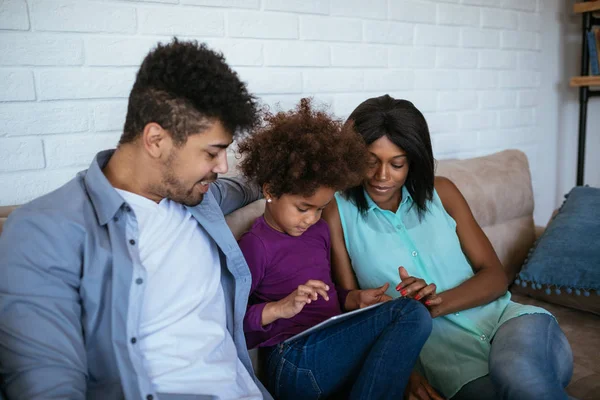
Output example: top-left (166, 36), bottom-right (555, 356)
top-left (0, 209), bottom-right (87, 399)
top-left (211, 176), bottom-right (262, 216)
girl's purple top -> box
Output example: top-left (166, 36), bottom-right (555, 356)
top-left (240, 216), bottom-right (349, 349)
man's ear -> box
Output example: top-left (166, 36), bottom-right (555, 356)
top-left (141, 122), bottom-right (170, 159)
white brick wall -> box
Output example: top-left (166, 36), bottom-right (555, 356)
top-left (0, 0), bottom-right (555, 222)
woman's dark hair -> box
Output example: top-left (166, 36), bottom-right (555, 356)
top-left (343, 94), bottom-right (434, 218)
top-left (237, 98), bottom-right (368, 198)
top-left (121, 38), bottom-right (259, 146)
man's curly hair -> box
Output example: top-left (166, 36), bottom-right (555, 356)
top-left (121, 38), bottom-right (258, 146)
top-left (237, 99), bottom-right (368, 198)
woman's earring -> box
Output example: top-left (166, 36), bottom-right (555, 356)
top-left (267, 198), bottom-right (272, 203)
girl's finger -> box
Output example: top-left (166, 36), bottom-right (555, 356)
top-left (305, 282), bottom-right (330, 300)
top-left (380, 294), bottom-right (393, 302)
top-left (294, 294), bottom-right (310, 306)
top-left (305, 280), bottom-right (329, 291)
top-left (377, 282), bottom-right (390, 293)
top-left (298, 286), bottom-right (319, 300)
top-left (314, 288), bottom-right (329, 301)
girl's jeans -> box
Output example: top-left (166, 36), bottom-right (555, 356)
top-left (264, 298), bottom-right (433, 400)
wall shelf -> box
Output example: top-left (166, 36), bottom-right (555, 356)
top-left (570, 76), bottom-right (600, 87)
top-left (572, 1), bottom-right (600, 186)
top-left (574, 1), bottom-right (600, 14)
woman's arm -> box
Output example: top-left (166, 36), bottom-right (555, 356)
top-left (323, 198), bottom-right (434, 311)
top-left (323, 198), bottom-right (359, 291)
top-left (431, 177), bottom-right (508, 318)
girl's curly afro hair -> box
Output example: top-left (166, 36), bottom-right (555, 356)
top-left (237, 98), bottom-right (368, 198)
top-left (121, 38), bottom-right (259, 146)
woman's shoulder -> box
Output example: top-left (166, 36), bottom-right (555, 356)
top-left (433, 176), bottom-right (466, 217)
top-left (333, 191), bottom-right (360, 216)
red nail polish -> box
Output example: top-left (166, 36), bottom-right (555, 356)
top-left (425, 300), bottom-right (431, 305)
top-left (400, 289), bottom-right (407, 296)
top-left (415, 294), bottom-right (421, 301)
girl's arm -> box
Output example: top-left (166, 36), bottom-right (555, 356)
top-left (239, 232), bottom-right (274, 332)
top-left (431, 177), bottom-right (508, 317)
top-left (239, 232), bottom-right (329, 330)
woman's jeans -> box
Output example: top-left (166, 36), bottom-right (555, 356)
top-left (453, 313), bottom-right (574, 400)
top-left (264, 297), bottom-right (432, 400)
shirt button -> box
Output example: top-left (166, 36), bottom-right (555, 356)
top-left (129, 239), bottom-right (136, 245)
top-left (113, 216), bottom-right (119, 222)
top-left (412, 251), bottom-right (418, 257)
top-left (454, 312), bottom-right (460, 316)
top-left (135, 278), bottom-right (143, 285)
top-left (480, 334), bottom-right (487, 341)
top-left (146, 395), bottom-right (154, 400)
top-left (130, 337), bottom-right (137, 344)
top-left (125, 205), bottom-right (132, 212)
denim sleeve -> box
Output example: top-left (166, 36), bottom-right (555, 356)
top-left (211, 176), bottom-right (262, 216)
top-left (0, 210), bottom-right (87, 399)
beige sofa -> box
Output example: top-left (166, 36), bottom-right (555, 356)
top-left (1, 149), bottom-right (598, 399)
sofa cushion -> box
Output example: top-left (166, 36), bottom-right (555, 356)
top-left (436, 150), bottom-right (535, 280)
top-left (513, 186), bottom-right (600, 315)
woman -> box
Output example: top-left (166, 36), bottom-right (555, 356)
top-left (323, 95), bottom-right (574, 400)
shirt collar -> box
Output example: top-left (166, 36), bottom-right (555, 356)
top-left (365, 185), bottom-right (412, 213)
top-left (83, 149), bottom-right (127, 226)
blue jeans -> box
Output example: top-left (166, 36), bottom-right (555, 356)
top-left (264, 298), bottom-right (432, 400)
top-left (453, 313), bottom-right (574, 400)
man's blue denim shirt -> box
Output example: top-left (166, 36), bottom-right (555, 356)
top-left (0, 150), bottom-right (272, 400)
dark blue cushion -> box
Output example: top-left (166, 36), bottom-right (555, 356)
top-left (514, 186), bottom-right (600, 313)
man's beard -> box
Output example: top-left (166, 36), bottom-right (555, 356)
top-left (154, 154), bottom-right (217, 207)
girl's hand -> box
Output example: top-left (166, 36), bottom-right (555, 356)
top-left (345, 283), bottom-right (391, 311)
top-left (396, 266), bottom-right (443, 308)
top-left (356, 283), bottom-right (392, 308)
top-left (275, 280), bottom-right (330, 319)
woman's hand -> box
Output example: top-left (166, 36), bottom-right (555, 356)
top-left (396, 266), bottom-right (442, 309)
top-left (345, 283), bottom-right (391, 311)
top-left (404, 371), bottom-right (445, 400)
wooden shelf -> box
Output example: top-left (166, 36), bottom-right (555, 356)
top-left (574, 1), bottom-right (600, 14)
top-left (570, 76), bottom-right (600, 87)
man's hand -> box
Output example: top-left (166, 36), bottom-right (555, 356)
top-left (345, 283), bottom-right (391, 311)
top-left (404, 371), bottom-right (445, 400)
top-left (397, 266), bottom-right (442, 309)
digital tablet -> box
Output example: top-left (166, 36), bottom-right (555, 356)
top-left (283, 300), bottom-right (389, 344)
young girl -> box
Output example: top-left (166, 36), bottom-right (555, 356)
top-left (323, 95), bottom-right (574, 400)
top-left (236, 99), bottom-right (433, 400)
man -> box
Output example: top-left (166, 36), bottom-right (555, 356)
top-left (0, 39), bottom-right (272, 400)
